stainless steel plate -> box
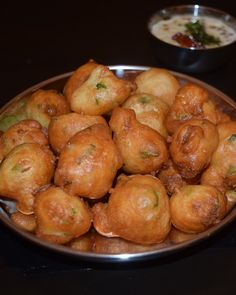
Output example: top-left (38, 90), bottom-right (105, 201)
top-left (0, 65), bottom-right (236, 262)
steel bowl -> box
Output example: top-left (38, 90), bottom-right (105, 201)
top-left (148, 5), bottom-right (236, 73)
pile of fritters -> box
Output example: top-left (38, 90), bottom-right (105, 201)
top-left (0, 60), bottom-right (235, 253)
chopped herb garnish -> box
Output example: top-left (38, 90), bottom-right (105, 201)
top-left (226, 190), bottom-right (236, 201)
top-left (11, 163), bottom-right (30, 173)
top-left (77, 144), bottom-right (96, 165)
top-left (227, 165), bottom-right (236, 176)
top-left (184, 186), bottom-right (193, 196)
top-left (96, 82), bottom-right (107, 90)
top-left (71, 208), bottom-right (77, 216)
top-left (11, 163), bottom-right (23, 172)
top-left (185, 20), bottom-right (221, 46)
top-left (153, 190), bottom-right (159, 208)
top-left (228, 134), bottom-right (236, 143)
top-left (176, 113), bottom-right (189, 120)
top-left (138, 96), bottom-right (151, 104)
top-left (85, 144), bottom-right (96, 156)
top-left (140, 150), bottom-right (159, 159)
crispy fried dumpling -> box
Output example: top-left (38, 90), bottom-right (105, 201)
top-left (70, 232), bottom-right (96, 252)
top-left (170, 119), bottom-right (219, 179)
top-left (0, 119), bottom-right (48, 163)
top-left (0, 97), bottom-right (28, 132)
top-left (64, 60), bottom-right (135, 115)
top-left (48, 112), bottom-right (108, 154)
top-left (26, 89), bottom-right (70, 127)
top-left (54, 124), bottom-right (123, 199)
top-left (106, 174), bottom-right (171, 244)
top-left (92, 202), bottom-right (118, 238)
top-left (168, 227), bottom-right (196, 244)
top-left (0, 143), bottom-right (55, 214)
top-left (122, 93), bottom-right (169, 137)
top-left (64, 60), bottom-right (99, 101)
top-left (135, 68), bottom-right (180, 106)
top-left (170, 185), bottom-right (226, 233)
top-left (201, 121), bottom-right (236, 194)
top-left (35, 186), bottom-right (92, 244)
top-left (11, 211), bottom-right (36, 232)
top-left (109, 107), bottom-right (168, 174)
top-left (165, 83), bottom-right (230, 134)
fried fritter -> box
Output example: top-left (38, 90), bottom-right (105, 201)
top-left (170, 185), bottom-right (226, 233)
top-left (170, 119), bottom-right (219, 179)
top-left (54, 124), bottom-right (123, 199)
top-left (48, 112), bottom-right (109, 154)
top-left (109, 107), bottom-right (168, 174)
top-left (26, 89), bottom-right (70, 127)
top-left (35, 186), bottom-right (92, 244)
top-left (0, 143), bottom-right (55, 214)
top-left (168, 227), bottom-right (196, 244)
top-left (0, 119), bottom-right (48, 163)
top-left (0, 97), bottom-right (28, 132)
top-left (122, 93), bottom-right (169, 137)
top-left (92, 202), bottom-right (118, 237)
top-left (135, 68), bottom-right (180, 106)
top-left (11, 211), bottom-right (36, 232)
top-left (64, 60), bottom-right (98, 101)
top-left (106, 174), bottom-right (171, 244)
top-left (165, 83), bottom-right (230, 134)
top-left (70, 232), bottom-right (96, 252)
top-left (64, 60), bottom-right (135, 115)
top-left (201, 121), bottom-right (236, 194)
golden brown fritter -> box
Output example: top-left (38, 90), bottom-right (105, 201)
top-left (106, 174), bottom-right (171, 244)
top-left (170, 185), bottom-right (226, 233)
top-left (11, 211), bottom-right (36, 232)
top-left (135, 68), bottom-right (180, 106)
top-left (225, 190), bottom-right (236, 214)
top-left (0, 119), bottom-right (48, 163)
top-left (92, 202), bottom-right (118, 237)
top-left (70, 232), bottom-right (96, 252)
top-left (201, 121), bottom-right (236, 194)
top-left (170, 119), bottom-right (219, 179)
top-left (54, 124), bottom-right (123, 199)
top-left (122, 93), bottom-right (169, 137)
top-left (165, 83), bottom-right (230, 134)
top-left (26, 89), bottom-right (70, 127)
top-left (48, 112), bottom-right (109, 154)
top-left (64, 60), bottom-right (99, 101)
top-left (64, 60), bottom-right (135, 115)
top-left (34, 186), bottom-right (92, 244)
top-left (0, 97), bottom-right (28, 132)
top-left (168, 227), bottom-right (196, 244)
top-left (0, 143), bottom-right (55, 214)
top-left (109, 107), bottom-right (168, 174)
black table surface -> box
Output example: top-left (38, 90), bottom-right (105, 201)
top-left (1, 0), bottom-right (236, 294)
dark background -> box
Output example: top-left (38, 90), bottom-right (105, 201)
top-left (0, 0), bottom-right (236, 294)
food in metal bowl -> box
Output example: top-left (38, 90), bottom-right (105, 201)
top-left (148, 5), bottom-right (236, 73)
top-left (0, 61), bottom-right (236, 260)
